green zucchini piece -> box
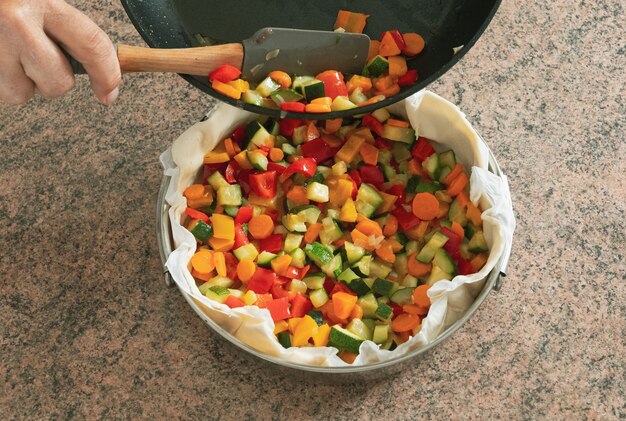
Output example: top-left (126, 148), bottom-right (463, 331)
top-left (382, 124), bottom-right (416, 144)
top-left (449, 199), bottom-right (469, 226)
top-left (309, 288), bottom-right (330, 308)
top-left (270, 89), bottom-right (303, 105)
top-left (257, 251), bottom-right (277, 266)
top-left (345, 278), bottom-right (371, 297)
top-left (277, 331), bottom-right (291, 348)
top-left (329, 326), bottom-right (364, 353)
top-left (347, 318), bottom-right (372, 341)
top-left (375, 302), bottom-right (393, 321)
top-left (217, 185), bottom-right (243, 206)
top-left (358, 293), bottom-right (379, 318)
top-left (468, 231), bottom-right (488, 252)
top-left (432, 248), bottom-right (456, 275)
top-left (305, 242), bottom-right (334, 266)
top-left (390, 287), bottom-right (415, 305)
top-left (355, 183), bottom-right (383, 217)
top-left (256, 76), bottom-right (281, 97)
top-left (247, 151), bottom-right (268, 171)
top-left (189, 220), bottom-right (213, 242)
top-left (344, 241), bottom-right (366, 265)
top-left (372, 278), bottom-right (394, 297)
top-left (364, 55), bottom-right (389, 77)
top-left (416, 231), bottom-right (450, 263)
top-left (307, 310), bottom-right (324, 326)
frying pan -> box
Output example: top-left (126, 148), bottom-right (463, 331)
top-left (120, 0), bottom-right (501, 119)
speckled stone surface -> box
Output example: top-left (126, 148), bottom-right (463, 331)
top-left (1, 0), bottom-right (624, 419)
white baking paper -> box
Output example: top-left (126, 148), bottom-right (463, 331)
top-left (161, 90), bottom-right (515, 367)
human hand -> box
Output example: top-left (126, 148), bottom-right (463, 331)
top-left (0, 0), bottom-right (121, 105)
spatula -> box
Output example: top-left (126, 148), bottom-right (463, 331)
top-left (66, 28), bottom-right (370, 82)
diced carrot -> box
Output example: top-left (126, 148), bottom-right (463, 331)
top-left (350, 304), bottom-right (364, 320)
top-left (451, 221), bottom-right (465, 240)
top-left (412, 192), bottom-right (440, 220)
top-left (304, 222), bottom-right (323, 244)
top-left (234, 150), bottom-right (253, 170)
top-left (359, 142), bottom-right (379, 166)
top-left (333, 292), bottom-right (358, 319)
top-left (405, 220), bottom-right (430, 241)
top-left (191, 250), bottom-right (215, 275)
top-left (334, 10), bottom-right (369, 33)
top-left (355, 219), bottom-right (383, 237)
top-left (392, 313), bottom-right (420, 332)
top-left (334, 10), bottom-right (350, 30)
top-left (388, 56), bottom-right (408, 77)
top-left (192, 269), bottom-right (213, 282)
top-left (271, 254), bottom-right (292, 274)
top-left (325, 118), bottom-right (343, 134)
top-left (224, 138), bottom-right (238, 157)
top-left (367, 40), bottom-right (381, 61)
top-left (374, 84), bottom-right (400, 97)
top-left (402, 33), bottom-right (425, 56)
top-left (351, 229), bottom-right (374, 250)
top-left (375, 241), bottom-right (396, 263)
top-left (214, 251), bottom-right (227, 276)
top-left (443, 163), bottom-right (464, 185)
top-left (286, 185), bottom-right (310, 206)
top-left (407, 158), bottom-right (422, 175)
top-left (373, 75), bottom-right (394, 91)
top-left (347, 75), bottom-right (373, 94)
top-left (383, 214), bottom-right (398, 237)
top-left (387, 239), bottom-right (404, 253)
top-left (269, 147), bottom-right (284, 162)
top-left (211, 80), bottom-right (242, 99)
top-left (379, 31), bottom-right (402, 56)
top-left (412, 284), bottom-right (431, 307)
top-left (237, 259), bottom-right (256, 283)
top-left (305, 103), bottom-right (331, 113)
top-left (336, 134), bottom-right (366, 163)
top-left (268, 70), bottom-right (292, 89)
top-left (456, 190), bottom-right (471, 209)
top-left (466, 203), bottom-right (483, 226)
top-left (334, 236), bottom-right (347, 248)
top-left (208, 237), bottom-right (234, 252)
top-left (437, 201), bottom-right (450, 219)
top-left (248, 215), bottom-right (275, 240)
top-left (446, 172), bottom-right (469, 197)
top-left (183, 184), bottom-right (206, 200)
top-left (351, 126), bottom-right (375, 143)
top-left (407, 253), bottom-right (431, 277)
top-left (386, 118), bottom-right (410, 128)
top-left (340, 351), bottom-right (358, 364)
top-left (470, 253), bottom-right (488, 272)
top-left (402, 304), bottom-right (429, 316)
top-left (311, 97), bottom-right (333, 107)
top-left (357, 95), bottom-right (385, 107)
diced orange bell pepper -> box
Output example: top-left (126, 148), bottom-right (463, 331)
top-left (336, 134), bottom-right (366, 163)
top-left (339, 198), bottom-right (358, 223)
top-left (311, 323), bottom-right (331, 347)
top-left (211, 214), bottom-right (235, 240)
top-left (332, 292), bottom-right (358, 319)
top-left (211, 80), bottom-right (242, 99)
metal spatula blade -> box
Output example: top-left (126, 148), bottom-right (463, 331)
top-left (241, 28), bottom-right (370, 81)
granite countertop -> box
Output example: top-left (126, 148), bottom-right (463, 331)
top-left (1, 0), bottom-right (624, 419)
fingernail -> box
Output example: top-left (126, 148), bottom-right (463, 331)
top-left (102, 87), bottom-right (119, 105)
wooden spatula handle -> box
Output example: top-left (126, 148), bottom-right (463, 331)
top-left (116, 43), bottom-right (243, 76)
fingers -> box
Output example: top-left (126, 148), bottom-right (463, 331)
top-left (44, 1), bottom-right (121, 104)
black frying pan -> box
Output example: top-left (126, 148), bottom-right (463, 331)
top-left (120, 0), bottom-right (501, 119)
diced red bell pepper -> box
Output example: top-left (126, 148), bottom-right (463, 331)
top-left (349, 170), bottom-right (362, 188)
top-left (330, 281), bottom-right (354, 297)
top-left (457, 257), bottom-right (475, 275)
top-left (260, 234), bottom-right (282, 254)
top-left (279, 119), bottom-right (304, 137)
top-left (267, 162), bottom-right (287, 174)
top-left (386, 184), bottom-right (406, 205)
top-left (225, 252), bottom-right (239, 281)
top-left (248, 171), bottom-right (278, 199)
top-left (264, 208), bottom-right (279, 222)
top-left (209, 64), bottom-right (241, 83)
top-left (224, 295), bottom-right (246, 309)
top-left (323, 277), bottom-right (335, 295)
top-left (246, 267), bottom-right (278, 294)
top-left (271, 282), bottom-right (292, 300)
top-left (281, 157), bottom-right (317, 180)
top-left (398, 69), bottom-right (418, 87)
top-left (359, 165), bottom-right (385, 189)
top-left (264, 297), bottom-right (291, 321)
top-left (440, 227), bottom-right (462, 259)
top-left (315, 70), bottom-right (347, 99)
top-left (235, 206), bottom-right (253, 224)
top-left (203, 162), bottom-right (228, 180)
top-left (381, 30), bottom-right (407, 52)
top-left (283, 265), bottom-right (310, 280)
top-left (300, 137), bottom-right (337, 164)
top-left (185, 208), bottom-right (210, 223)
top-left (348, 177), bottom-right (358, 200)
top-left (391, 206), bottom-right (421, 231)
top-left (375, 137), bottom-right (393, 150)
top-left (389, 302), bottom-right (403, 318)
top-left (231, 125), bottom-right (246, 144)
top-left (290, 293), bottom-right (313, 318)
top-left (411, 137), bottom-right (436, 162)
top-left (224, 160), bottom-right (240, 184)
top-left (280, 102), bottom-right (306, 113)
top-left (362, 114), bottom-right (385, 136)
top-left (233, 223), bottom-right (250, 249)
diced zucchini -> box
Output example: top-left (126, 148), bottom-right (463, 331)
top-left (414, 178), bottom-right (445, 194)
top-left (426, 265), bottom-right (452, 286)
top-left (321, 254), bottom-right (342, 279)
top-left (369, 259), bottom-right (392, 279)
top-left (245, 120), bottom-right (273, 148)
top-left (257, 251), bottom-right (277, 266)
top-left (233, 243), bottom-right (259, 261)
top-left (416, 231), bottom-right (450, 263)
top-left (299, 79), bottom-right (325, 101)
top-left (319, 217), bottom-right (343, 245)
top-left (277, 331), bottom-right (291, 348)
top-left (188, 220), bottom-right (213, 242)
top-left (331, 96), bottom-right (357, 111)
top-left (290, 248), bottom-right (306, 268)
top-left (205, 285), bottom-right (230, 304)
top-left (464, 223), bottom-right (481, 239)
top-left (352, 254), bottom-right (372, 277)
top-left (207, 171), bottom-right (230, 190)
top-left (256, 76), bottom-right (281, 97)
top-left (405, 241), bottom-right (419, 256)
top-left (217, 185), bottom-right (242, 206)
top-left (302, 171), bottom-right (324, 187)
top-left (432, 248), bottom-right (456, 275)
top-left (364, 55), bottom-right (389, 77)
top-left (372, 278), bottom-right (394, 297)
top-left (345, 278), bottom-right (371, 297)
top-left (281, 143), bottom-right (297, 156)
top-left (310, 288), bottom-right (330, 308)
top-left (292, 76), bottom-right (315, 92)
top-left (392, 142), bottom-right (412, 163)
top-left (307, 310), bottom-right (324, 326)
top-left (282, 214), bottom-right (307, 233)
top-left (402, 274), bottom-right (419, 288)
top-left (332, 161), bottom-right (348, 176)
top-left (372, 108), bottom-right (390, 123)
top-left (242, 290), bottom-right (257, 305)
top-left (303, 272), bottom-right (326, 290)
top-left (372, 324), bottom-right (390, 344)
top-left (468, 231), bottom-right (488, 252)
top-left (223, 206), bottom-right (239, 217)
top-left (355, 183), bottom-right (383, 217)
top-left (393, 253), bottom-right (408, 279)
top-left (358, 293), bottom-right (379, 318)
top-left (247, 150), bottom-right (268, 170)
top-left (449, 198), bottom-right (469, 226)
top-left (375, 302), bottom-right (393, 321)
top-left (282, 233), bottom-right (302, 253)
top-left (438, 150), bottom-right (456, 169)
top-left (347, 318), bottom-right (372, 341)
top-left (289, 279), bottom-right (307, 294)
top-left (293, 205), bottom-right (322, 224)
top-left (306, 182), bottom-right (329, 203)
top-left (349, 87), bottom-right (368, 104)
top-left (422, 153), bottom-right (441, 180)
top-left (390, 287), bottom-right (415, 305)
top-left (328, 326), bottom-right (364, 354)
top-left (270, 89), bottom-right (303, 105)
top-left (337, 268), bottom-right (360, 283)
top-left (344, 241), bottom-right (366, 265)
top-left (382, 124), bottom-right (416, 144)
top-left (241, 89), bottom-right (263, 106)
top-left (305, 242), bottom-right (334, 266)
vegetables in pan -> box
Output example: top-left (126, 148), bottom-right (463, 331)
top-left (182, 109), bottom-right (488, 362)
